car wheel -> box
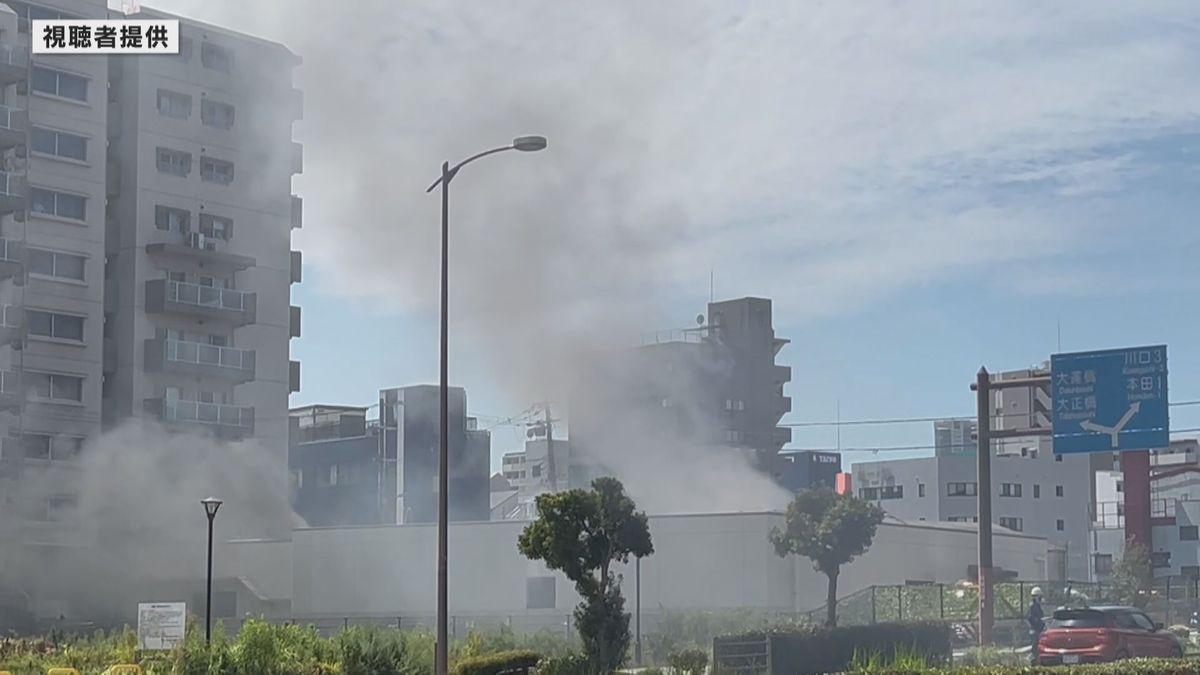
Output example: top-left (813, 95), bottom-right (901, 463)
top-left (1170, 645), bottom-right (1184, 659)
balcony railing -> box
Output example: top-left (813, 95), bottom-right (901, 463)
top-left (167, 280), bottom-right (249, 312)
top-left (0, 171), bottom-right (17, 198)
top-left (0, 43), bottom-right (28, 68)
top-left (0, 104), bottom-right (21, 131)
top-left (165, 399), bottom-right (253, 428)
top-left (0, 369), bottom-right (17, 394)
top-left (0, 304), bottom-right (19, 328)
top-left (0, 238), bottom-right (18, 262)
top-left (165, 339), bottom-right (252, 371)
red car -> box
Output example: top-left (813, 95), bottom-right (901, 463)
top-left (1037, 605), bottom-right (1184, 665)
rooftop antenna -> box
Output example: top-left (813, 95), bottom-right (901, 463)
top-left (709, 270), bottom-right (714, 303)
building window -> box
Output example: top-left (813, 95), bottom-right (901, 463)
top-left (1055, 454), bottom-right (1063, 462)
top-left (19, 434), bottom-right (82, 461)
top-left (531, 464), bottom-right (542, 478)
top-left (201, 42), bottom-right (233, 72)
top-left (200, 156), bottom-right (235, 185)
top-left (1094, 554), bottom-right (1114, 576)
top-left (157, 89), bottom-right (192, 119)
top-left (1182, 566), bottom-right (1200, 580)
top-left (526, 576), bottom-right (555, 610)
top-left (25, 372), bottom-right (84, 402)
top-left (31, 127), bottom-right (87, 161)
top-left (199, 213), bottom-right (233, 240)
top-left (1000, 483), bottom-right (1022, 498)
top-left (1056, 519), bottom-right (1065, 531)
top-left (880, 485), bottom-right (903, 500)
top-left (859, 487), bottom-right (879, 501)
top-left (30, 66), bottom-right (88, 102)
top-left (1151, 551), bottom-right (1172, 569)
top-left (918, 483), bottom-right (926, 498)
top-left (30, 187), bottom-right (86, 221)
top-left (290, 469), bottom-right (302, 490)
top-left (201, 99), bottom-right (235, 129)
top-left (27, 310), bottom-right (84, 341)
top-left (724, 399), bottom-right (745, 411)
top-left (947, 482), bottom-right (977, 497)
top-left (948, 516), bottom-right (979, 523)
top-left (1056, 485), bottom-right (1064, 497)
top-left (1181, 525), bottom-right (1199, 541)
top-left (998, 516), bottom-right (1023, 532)
top-left (154, 205), bottom-right (191, 232)
top-left (28, 248), bottom-right (85, 282)
top-left (1033, 484), bottom-right (1041, 499)
top-left (1116, 481), bottom-right (1124, 493)
top-left (157, 147), bottom-right (192, 177)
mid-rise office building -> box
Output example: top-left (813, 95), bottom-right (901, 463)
top-left (379, 385), bottom-right (490, 524)
top-left (289, 405), bottom-right (381, 527)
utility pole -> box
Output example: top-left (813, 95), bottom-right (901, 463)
top-left (970, 366), bottom-right (1052, 646)
top-left (543, 400), bottom-right (557, 492)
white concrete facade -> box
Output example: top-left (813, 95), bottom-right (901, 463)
top-left (0, 0), bottom-right (300, 548)
top-left (213, 512), bottom-right (1049, 620)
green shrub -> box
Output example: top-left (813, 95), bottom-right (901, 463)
top-left (451, 648), bottom-right (540, 675)
top-left (666, 647), bottom-right (707, 674)
top-left (951, 645), bottom-right (1025, 668)
top-left (1168, 624), bottom-right (1191, 641)
top-left (536, 652), bottom-right (599, 675)
top-left (336, 626), bottom-right (407, 675)
top-left (716, 621), bottom-right (949, 675)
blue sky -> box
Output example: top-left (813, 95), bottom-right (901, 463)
top-left (152, 0), bottom-right (1200, 470)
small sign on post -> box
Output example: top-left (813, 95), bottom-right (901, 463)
top-left (137, 602), bottom-right (186, 651)
top-left (32, 20), bottom-right (179, 54)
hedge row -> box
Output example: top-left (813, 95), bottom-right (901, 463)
top-left (451, 649), bottom-right (540, 675)
top-left (714, 621), bottom-right (951, 675)
top-left (930, 662), bottom-right (1200, 675)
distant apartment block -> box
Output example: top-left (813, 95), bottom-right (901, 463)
top-left (568, 297), bottom-right (791, 488)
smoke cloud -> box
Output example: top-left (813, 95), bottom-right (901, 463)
top-left (1, 423), bottom-right (297, 619)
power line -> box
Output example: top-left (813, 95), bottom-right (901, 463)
top-left (802, 426), bottom-right (1200, 455)
top-left (784, 400), bottom-right (1200, 429)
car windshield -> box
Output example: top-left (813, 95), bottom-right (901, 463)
top-left (1049, 609), bottom-right (1111, 628)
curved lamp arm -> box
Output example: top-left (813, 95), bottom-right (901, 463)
top-left (426, 145), bottom-right (515, 193)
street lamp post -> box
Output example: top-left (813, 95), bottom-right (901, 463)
top-left (201, 497), bottom-right (223, 646)
top-left (426, 135), bottom-right (547, 675)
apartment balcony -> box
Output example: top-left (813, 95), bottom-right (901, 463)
top-left (0, 42), bottom-right (28, 85)
top-left (0, 104), bottom-right (27, 151)
top-left (290, 250), bottom-right (302, 283)
top-left (0, 238), bottom-right (22, 282)
top-left (0, 171), bottom-right (26, 215)
top-left (291, 195), bottom-right (302, 229)
top-left (289, 359), bottom-right (300, 393)
top-left (145, 279), bottom-right (257, 326)
top-left (0, 370), bottom-right (21, 412)
top-left (145, 232), bottom-right (256, 273)
top-left (291, 141), bottom-right (303, 174)
top-left (775, 395), bottom-right (792, 418)
top-left (145, 338), bottom-right (256, 384)
top-left (144, 397), bottom-right (255, 440)
top-left (772, 364), bottom-right (792, 385)
top-left (0, 304), bottom-right (22, 346)
top-left (289, 305), bottom-right (301, 338)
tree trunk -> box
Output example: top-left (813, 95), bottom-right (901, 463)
top-left (826, 569), bottom-right (839, 627)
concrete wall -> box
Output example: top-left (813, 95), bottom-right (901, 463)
top-left (215, 511), bottom-right (1052, 619)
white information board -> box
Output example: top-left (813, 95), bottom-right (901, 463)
top-left (137, 602), bottom-right (186, 650)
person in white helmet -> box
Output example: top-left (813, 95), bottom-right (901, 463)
top-left (1028, 587), bottom-right (1046, 664)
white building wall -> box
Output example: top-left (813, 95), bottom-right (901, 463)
top-left (277, 512), bottom-right (1047, 618)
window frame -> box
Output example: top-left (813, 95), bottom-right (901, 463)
top-left (25, 370), bottom-right (85, 403)
top-left (27, 247), bottom-right (86, 283)
top-left (156, 89), bottom-right (193, 120)
top-left (29, 186), bottom-right (87, 222)
top-left (200, 156), bottom-right (235, 185)
top-left (30, 65), bottom-right (89, 103)
top-left (27, 309), bottom-right (85, 342)
top-left (156, 147), bottom-right (193, 177)
top-left (200, 98), bottom-right (235, 129)
top-left (30, 125), bottom-right (88, 162)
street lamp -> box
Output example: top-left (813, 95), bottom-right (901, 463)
top-left (426, 136), bottom-right (547, 675)
top-left (201, 497), bottom-right (223, 646)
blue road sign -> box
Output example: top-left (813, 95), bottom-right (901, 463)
top-left (1051, 345), bottom-right (1168, 454)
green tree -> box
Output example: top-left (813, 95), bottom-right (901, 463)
top-left (770, 489), bottom-right (885, 627)
top-left (518, 477), bottom-right (653, 672)
top-left (1109, 542), bottom-right (1153, 609)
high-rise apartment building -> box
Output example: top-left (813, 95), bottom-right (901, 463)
top-left (0, 0), bottom-right (301, 546)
